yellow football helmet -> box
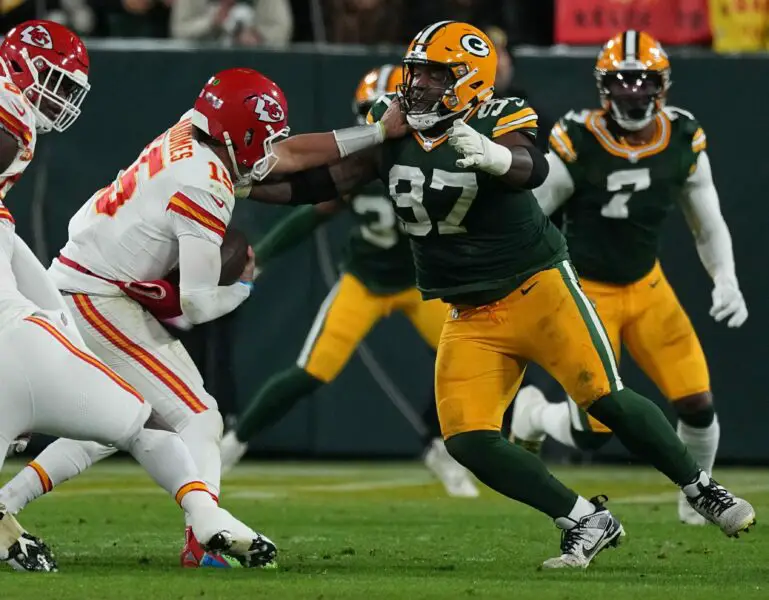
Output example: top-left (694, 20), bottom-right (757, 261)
top-left (595, 30), bottom-right (672, 131)
top-left (352, 64), bottom-right (403, 124)
top-left (401, 21), bottom-right (496, 131)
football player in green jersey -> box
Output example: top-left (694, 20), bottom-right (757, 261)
top-left (221, 65), bottom-right (478, 497)
top-left (513, 30), bottom-right (748, 527)
top-left (246, 21), bottom-right (755, 568)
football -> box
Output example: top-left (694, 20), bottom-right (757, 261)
top-left (218, 227), bottom-right (250, 285)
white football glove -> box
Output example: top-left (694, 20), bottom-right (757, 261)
top-left (6, 434), bottom-right (30, 458)
top-left (447, 120), bottom-right (512, 175)
top-left (710, 278), bottom-right (748, 328)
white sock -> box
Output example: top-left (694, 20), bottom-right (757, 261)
top-left (178, 411), bottom-right (224, 502)
top-left (533, 401), bottom-right (579, 449)
top-left (677, 417), bottom-right (719, 476)
top-left (121, 426), bottom-right (217, 510)
top-left (0, 440), bottom-right (116, 514)
top-left (568, 495), bottom-right (597, 521)
top-left (554, 495), bottom-right (596, 528)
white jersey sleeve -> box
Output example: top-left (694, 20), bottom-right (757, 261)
top-left (533, 152), bottom-right (575, 216)
top-left (679, 151), bottom-right (737, 285)
top-left (167, 179), bottom-right (234, 246)
top-left (178, 235), bottom-right (250, 325)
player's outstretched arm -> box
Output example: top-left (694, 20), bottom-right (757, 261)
top-left (680, 151), bottom-right (747, 328)
top-left (267, 100), bottom-right (409, 177)
top-left (447, 120), bottom-right (549, 189)
top-left (248, 146), bottom-right (379, 205)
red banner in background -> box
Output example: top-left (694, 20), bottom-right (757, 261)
top-left (555, 0), bottom-right (712, 46)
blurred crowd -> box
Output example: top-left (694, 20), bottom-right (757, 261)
top-left (1, 1), bottom-right (764, 54)
top-left (0, 0), bottom-right (554, 47)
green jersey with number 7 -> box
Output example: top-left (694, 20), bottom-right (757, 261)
top-left (367, 93), bottom-right (566, 305)
top-left (547, 106), bottom-right (704, 284)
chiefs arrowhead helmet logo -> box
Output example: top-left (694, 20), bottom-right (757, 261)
top-left (20, 25), bottom-right (53, 50)
top-left (252, 93), bottom-right (285, 124)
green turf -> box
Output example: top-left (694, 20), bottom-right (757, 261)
top-left (0, 461), bottom-right (766, 599)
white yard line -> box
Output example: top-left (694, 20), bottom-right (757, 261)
top-left (614, 483), bottom-right (769, 505)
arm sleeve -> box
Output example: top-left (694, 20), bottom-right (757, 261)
top-left (679, 151), bottom-right (738, 285)
top-left (533, 152), bottom-right (575, 216)
top-left (178, 235), bottom-right (250, 325)
top-left (253, 204), bottom-right (332, 263)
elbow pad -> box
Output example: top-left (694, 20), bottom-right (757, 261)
top-left (523, 145), bottom-right (550, 189)
top-left (288, 166), bottom-right (338, 205)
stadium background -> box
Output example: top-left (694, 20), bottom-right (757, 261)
top-left (3, 0), bottom-right (768, 463)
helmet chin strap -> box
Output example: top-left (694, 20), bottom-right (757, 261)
top-left (222, 131), bottom-right (249, 187)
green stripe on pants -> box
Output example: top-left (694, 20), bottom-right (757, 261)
top-left (557, 261), bottom-right (623, 394)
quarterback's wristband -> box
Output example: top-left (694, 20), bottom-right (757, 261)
top-left (333, 122), bottom-right (385, 158)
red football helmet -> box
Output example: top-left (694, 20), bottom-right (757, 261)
top-left (0, 20), bottom-right (90, 133)
top-left (191, 68), bottom-right (289, 184)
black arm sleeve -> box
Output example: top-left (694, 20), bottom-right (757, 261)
top-left (521, 144), bottom-right (549, 189)
top-left (286, 166), bottom-right (339, 205)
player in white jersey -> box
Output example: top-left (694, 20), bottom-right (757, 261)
top-left (0, 65), bottom-right (410, 567)
top-left (0, 20), bottom-right (282, 572)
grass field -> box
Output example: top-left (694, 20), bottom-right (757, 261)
top-left (0, 461), bottom-right (766, 600)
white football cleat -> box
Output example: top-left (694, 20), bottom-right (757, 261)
top-left (683, 472), bottom-right (756, 537)
top-left (511, 385), bottom-right (548, 453)
top-left (424, 438), bottom-right (479, 498)
top-left (543, 495), bottom-right (624, 569)
top-left (678, 491), bottom-right (707, 525)
top-left (189, 506), bottom-right (276, 567)
top-left (0, 505), bottom-right (57, 572)
top-left (220, 430), bottom-right (249, 474)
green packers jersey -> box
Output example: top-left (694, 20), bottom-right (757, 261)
top-left (550, 106), bottom-right (706, 284)
top-left (369, 94), bottom-right (567, 305)
top-left (341, 181), bottom-right (417, 295)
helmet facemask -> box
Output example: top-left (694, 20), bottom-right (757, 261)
top-left (249, 125), bottom-right (290, 182)
top-left (221, 124), bottom-right (290, 186)
top-left (18, 50), bottom-right (89, 133)
top-left (598, 69), bottom-right (666, 132)
top-left (400, 61), bottom-right (465, 131)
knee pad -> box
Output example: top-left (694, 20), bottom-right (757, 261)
top-left (674, 395), bottom-right (716, 428)
top-left (178, 409), bottom-right (224, 446)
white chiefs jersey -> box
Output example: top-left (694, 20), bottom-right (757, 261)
top-left (50, 110), bottom-right (236, 295)
top-left (0, 75), bottom-right (40, 329)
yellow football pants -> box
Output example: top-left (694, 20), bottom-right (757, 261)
top-left (578, 261), bottom-right (710, 433)
top-left (298, 272), bottom-right (447, 382)
top-left (436, 260), bottom-right (622, 438)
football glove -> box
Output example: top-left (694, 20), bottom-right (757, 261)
top-left (448, 120), bottom-right (512, 175)
top-left (711, 278), bottom-right (748, 328)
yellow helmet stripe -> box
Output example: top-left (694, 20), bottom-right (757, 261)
top-left (623, 30), bottom-right (638, 62)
